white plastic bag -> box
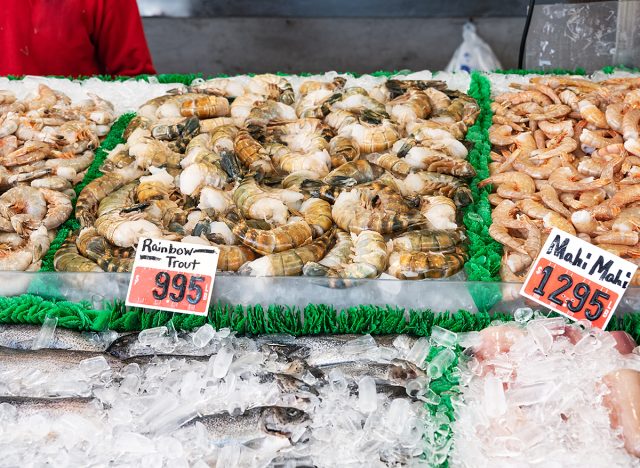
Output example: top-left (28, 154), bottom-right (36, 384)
top-left (445, 22), bottom-right (502, 73)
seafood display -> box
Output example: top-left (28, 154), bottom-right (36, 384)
top-left (452, 313), bottom-right (640, 466)
top-left (0, 322), bottom-right (443, 466)
top-left (53, 74), bottom-right (478, 279)
top-left (486, 76), bottom-right (640, 283)
top-left (0, 84), bottom-right (116, 270)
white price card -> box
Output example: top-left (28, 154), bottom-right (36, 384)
top-left (125, 238), bottom-right (219, 316)
top-left (520, 228), bottom-right (637, 329)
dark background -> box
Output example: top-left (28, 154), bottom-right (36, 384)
top-left (137, 0), bottom-right (530, 74)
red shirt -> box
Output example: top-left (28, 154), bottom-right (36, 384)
top-left (0, 0), bottom-right (156, 76)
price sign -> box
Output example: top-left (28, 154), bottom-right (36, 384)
top-left (521, 228), bottom-right (637, 329)
top-left (126, 238), bottom-right (219, 316)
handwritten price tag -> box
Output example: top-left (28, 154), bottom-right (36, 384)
top-left (126, 238), bottom-right (219, 316)
top-left (521, 228), bottom-right (637, 329)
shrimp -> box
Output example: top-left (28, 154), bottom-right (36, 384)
top-left (248, 74), bottom-right (295, 105)
top-left (549, 166), bottom-right (611, 193)
top-left (0, 186), bottom-right (47, 234)
top-left (529, 104), bottom-right (572, 121)
top-left (268, 143), bottom-right (331, 177)
top-left (304, 230), bottom-right (388, 280)
top-left (76, 227), bottom-right (135, 272)
top-left (488, 223), bottom-right (528, 255)
top-left (316, 230), bottom-right (353, 268)
top-left (233, 177), bottom-right (290, 226)
top-left (230, 94), bottom-right (264, 127)
top-left (571, 211), bottom-right (600, 233)
top-left (580, 128), bottom-right (622, 150)
top-left (39, 189), bottom-right (72, 230)
top-left (420, 196), bottom-right (457, 230)
top-left (323, 160), bottom-right (384, 186)
top-left (0, 141), bottom-right (49, 167)
top-left (392, 229), bottom-right (465, 253)
top-left (494, 90), bottom-right (552, 106)
top-left (26, 85), bottom-right (58, 110)
top-left (0, 226), bottom-right (50, 271)
top-left (0, 135), bottom-right (18, 158)
top-left (136, 168), bottom-right (175, 202)
top-left (179, 161), bottom-right (228, 195)
top-left (224, 210), bottom-right (313, 255)
top-left (538, 120), bottom-right (574, 137)
top-left (94, 211), bottom-right (162, 248)
top-left (478, 171), bottom-right (536, 200)
top-left (402, 172), bottom-right (473, 208)
top-left (365, 152), bottom-right (412, 177)
top-left (328, 135), bottom-right (360, 168)
top-left (198, 186), bottom-right (233, 215)
top-left (129, 138), bottom-right (181, 170)
top-left (512, 150), bottom-right (563, 179)
top-left (538, 184), bottom-right (572, 218)
top-left (246, 100), bottom-right (297, 136)
top-left (488, 124), bottom-right (515, 146)
top-left (215, 243), bottom-right (255, 272)
top-left (594, 231), bottom-right (639, 246)
top-left (402, 146), bottom-right (476, 177)
top-left (238, 229), bottom-right (334, 276)
top-left (300, 198), bottom-right (333, 236)
top-left (349, 121), bottom-right (400, 153)
top-left (622, 108), bottom-right (640, 141)
top-left (45, 151), bottom-right (94, 180)
top-left (385, 89), bottom-right (431, 125)
top-left (200, 117), bottom-right (236, 133)
top-left (0, 113), bottom-right (19, 138)
top-left (76, 164), bottom-right (144, 228)
top-left (387, 247), bottom-right (468, 280)
top-left (577, 99), bottom-right (608, 128)
top-left (605, 102), bottom-right (624, 132)
top-left (491, 199), bottom-right (529, 230)
top-left (331, 189), bottom-right (424, 235)
top-left (234, 130), bottom-right (274, 175)
top-left (183, 77), bottom-right (247, 98)
top-left (530, 135), bottom-right (578, 160)
top-left (53, 234), bottom-right (102, 272)
top-left (625, 139), bottom-right (640, 157)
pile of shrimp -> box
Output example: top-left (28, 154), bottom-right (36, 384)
top-left (486, 75), bottom-right (640, 284)
top-left (57, 74), bottom-right (479, 280)
top-left (0, 84), bottom-right (116, 271)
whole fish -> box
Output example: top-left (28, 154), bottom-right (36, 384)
top-left (314, 359), bottom-right (425, 387)
top-left (0, 346), bottom-right (124, 375)
top-left (260, 334), bottom-right (419, 367)
top-left (0, 324), bottom-right (119, 352)
top-left (0, 396), bottom-right (98, 417)
top-left (186, 406), bottom-right (310, 445)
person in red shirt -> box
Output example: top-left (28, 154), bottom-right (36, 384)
top-left (0, 0), bottom-right (156, 77)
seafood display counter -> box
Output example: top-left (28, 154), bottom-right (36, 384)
top-left (2, 69), bottom-right (640, 467)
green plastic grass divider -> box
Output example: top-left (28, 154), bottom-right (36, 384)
top-left (462, 73), bottom-right (503, 304)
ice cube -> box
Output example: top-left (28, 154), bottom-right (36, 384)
top-left (328, 368), bottom-right (348, 393)
top-left (427, 348), bottom-right (456, 380)
top-left (115, 432), bottom-right (155, 453)
top-left (406, 337), bottom-right (431, 368)
top-left (79, 356), bottom-right (110, 377)
top-left (456, 331), bottom-right (482, 348)
top-left (138, 326), bottom-right (168, 346)
top-left (32, 315), bottom-right (58, 350)
top-left (192, 324), bottom-right (215, 348)
top-left (430, 326), bottom-right (457, 348)
top-left (358, 376), bottom-right (377, 413)
top-left (212, 345), bottom-right (234, 378)
top-left (344, 335), bottom-right (377, 355)
top-left (484, 376), bottom-right (507, 417)
top-left (514, 307), bottom-right (533, 323)
top-left (387, 399), bottom-right (411, 434)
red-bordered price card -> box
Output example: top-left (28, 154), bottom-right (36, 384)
top-left (126, 238), bottom-right (219, 316)
top-left (521, 228), bottom-right (637, 329)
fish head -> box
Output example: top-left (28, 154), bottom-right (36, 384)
top-left (388, 360), bottom-right (426, 384)
top-left (261, 407), bottom-right (310, 442)
top-left (261, 343), bottom-right (311, 363)
top-left (274, 373), bottom-right (319, 397)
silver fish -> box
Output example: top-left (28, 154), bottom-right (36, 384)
top-left (187, 406), bottom-right (310, 445)
top-left (0, 324), bottom-right (119, 352)
top-left (0, 347), bottom-right (124, 375)
top-left (260, 334), bottom-right (419, 367)
top-left (318, 359), bottom-right (425, 387)
top-left (0, 396), bottom-right (99, 417)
